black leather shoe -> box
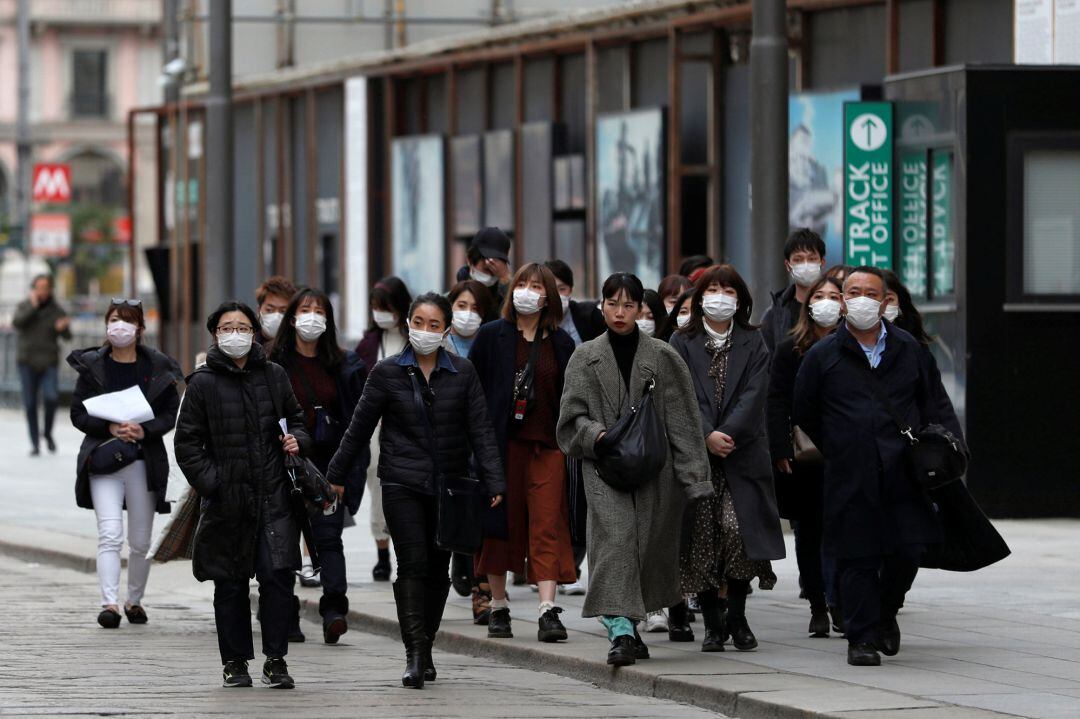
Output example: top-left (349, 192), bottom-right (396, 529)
top-left (875, 616), bottom-right (901, 656)
top-left (372, 558), bottom-right (392, 582)
top-left (537, 607), bottom-right (567, 643)
top-left (809, 611), bottom-right (831, 638)
top-left (97, 608), bottom-right (121, 628)
top-left (632, 628), bottom-right (650, 660)
top-left (607, 636), bottom-right (636, 666)
top-left (701, 629), bottom-right (726, 652)
top-left (667, 603), bottom-right (695, 642)
top-left (451, 553), bottom-right (472, 598)
top-left (728, 615), bottom-right (758, 651)
top-left (124, 605), bottom-right (148, 625)
top-left (45, 435), bottom-right (56, 453)
top-left (488, 608), bottom-right (513, 638)
top-left (847, 642), bottom-right (882, 666)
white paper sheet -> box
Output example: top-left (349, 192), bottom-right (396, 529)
top-left (82, 384), bottom-right (155, 424)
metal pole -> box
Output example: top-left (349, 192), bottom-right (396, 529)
top-left (204, 0), bottom-right (233, 314)
top-left (163, 0), bottom-right (180, 104)
top-left (749, 0), bottom-right (789, 319)
top-left (15, 0), bottom-right (31, 260)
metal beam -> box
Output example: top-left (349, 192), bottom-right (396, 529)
top-left (204, 0), bottom-right (233, 315)
top-left (15, 0), bottom-right (31, 259)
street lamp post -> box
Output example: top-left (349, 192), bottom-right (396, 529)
top-left (204, 0), bottom-right (234, 317)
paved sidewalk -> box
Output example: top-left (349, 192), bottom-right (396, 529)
top-left (3, 409), bottom-right (1079, 718)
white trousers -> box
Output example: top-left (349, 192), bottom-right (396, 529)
top-left (89, 460), bottom-right (156, 607)
top-left (366, 424), bottom-right (389, 541)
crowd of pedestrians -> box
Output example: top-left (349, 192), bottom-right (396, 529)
top-left (20, 222), bottom-right (972, 689)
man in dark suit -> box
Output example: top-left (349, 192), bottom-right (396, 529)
top-left (793, 266), bottom-right (964, 667)
top-left (544, 260), bottom-right (604, 347)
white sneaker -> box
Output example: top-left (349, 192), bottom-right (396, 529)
top-left (559, 578), bottom-right (587, 596)
top-left (644, 610), bottom-right (669, 633)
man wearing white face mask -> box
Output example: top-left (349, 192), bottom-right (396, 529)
top-left (544, 260), bottom-right (604, 348)
top-left (793, 266), bottom-right (966, 668)
top-left (454, 227), bottom-right (514, 322)
top-left (760, 229), bottom-right (827, 354)
top-left (255, 276), bottom-right (297, 345)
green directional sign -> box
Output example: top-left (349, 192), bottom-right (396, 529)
top-left (898, 149), bottom-right (927, 297)
top-left (843, 102), bottom-right (894, 268)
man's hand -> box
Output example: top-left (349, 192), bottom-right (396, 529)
top-left (775, 458), bottom-right (793, 474)
top-left (28, 291), bottom-right (40, 308)
top-left (706, 431), bottom-right (735, 458)
top-left (55, 316), bottom-right (71, 332)
top-left (487, 258), bottom-right (512, 284)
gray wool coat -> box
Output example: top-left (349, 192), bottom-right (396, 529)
top-left (669, 325), bottom-right (786, 561)
top-left (556, 332), bottom-right (713, 621)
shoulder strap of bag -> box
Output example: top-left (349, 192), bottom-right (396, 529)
top-left (847, 352), bottom-right (917, 446)
top-left (407, 366), bottom-right (440, 482)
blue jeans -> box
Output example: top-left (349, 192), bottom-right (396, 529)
top-left (18, 364), bottom-right (58, 449)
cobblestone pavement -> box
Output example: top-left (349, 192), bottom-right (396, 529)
top-left (0, 554), bottom-right (723, 718)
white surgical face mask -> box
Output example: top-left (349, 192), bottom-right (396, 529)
top-left (373, 310), bottom-right (397, 330)
top-left (512, 288), bottom-right (543, 316)
top-left (218, 331), bottom-right (253, 359)
top-left (701, 293), bottom-right (738, 322)
top-left (809, 299), bottom-right (841, 328)
top-left (884, 303), bottom-right (901, 323)
top-left (408, 327), bottom-right (445, 356)
top-left (452, 310), bottom-right (482, 338)
top-left (260, 312), bottom-right (283, 339)
top-left (790, 262), bottom-right (823, 288)
top-left (845, 296), bottom-right (883, 331)
top-left (471, 268), bottom-right (497, 287)
top-left (560, 294), bottom-right (571, 312)
top-left (635, 318), bottom-right (656, 336)
top-left (106, 320), bottom-right (138, 348)
top-left (295, 312), bottom-right (327, 342)
top-left (676, 313), bottom-right (691, 329)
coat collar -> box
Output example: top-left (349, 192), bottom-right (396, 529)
top-left (835, 318), bottom-right (912, 375)
top-left (585, 331), bottom-right (660, 412)
top-left (682, 323), bottom-right (756, 419)
top-left (395, 345), bottom-right (459, 374)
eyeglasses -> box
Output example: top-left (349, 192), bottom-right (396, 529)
top-left (216, 326), bottom-right (254, 336)
top-left (111, 298), bottom-right (142, 307)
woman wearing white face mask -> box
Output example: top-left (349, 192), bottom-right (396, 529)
top-left (68, 299), bottom-right (182, 630)
top-left (469, 263), bottom-right (578, 644)
top-left (327, 292), bottom-right (505, 689)
top-left (766, 276), bottom-right (844, 639)
top-left (269, 288), bottom-right (369, 645)
top-left (444, 280), bottom-right (493, 357)
top-left (355, 275), bottom-right (413, 582)
top-left (669, 265), bottom-right (785, 653)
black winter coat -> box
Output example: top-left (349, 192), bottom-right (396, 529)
top-left (326, 347), bottom-right (505, 498)
top-left (568, 300), bottom-right (605, 344)
top-left (68, 344), bottom-right (182, 514)
top-left (174, 344), bottom-right (312, 583)
top-left (760, 284), bottom-right (800, 354)
top-left (793, 320), bottom-right (965, 559)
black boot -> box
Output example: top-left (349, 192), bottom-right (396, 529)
top-left (423, 578), bottom-right (451, 682)
top-left (450, 553), bottom-right (472, 598)
top-left (697, 590), bottom-right (727, 652)
top-left (287, 595), bottom-right (306, 643)
top-left (809, 595), bottom-right (830, 638)
top-left (392, 579), bottom-right (428, 689)
top-left (668, 601), bottom-right (695, 642)
top-left (319, 593), bottom-right (349, 645)
top-left (726, 579), bottom-right (758, 651)
top-left (373, 546), bottom-right (392, 582)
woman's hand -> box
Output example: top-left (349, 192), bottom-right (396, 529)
top-left (775, 459), bottom-right (793, 474)
top-left (123, 422), bottom-right (145, 441)
top-left (281, 433), bottom-right (299, 455)
top-left (109, 422), bottom-right (124, 439)
top-left (490, 494), bottom-right (504, 508)
top-left (706, 431), bottom-right (735, 458)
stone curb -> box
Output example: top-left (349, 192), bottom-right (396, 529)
top-left (0, 537), bottom-right (100, 574)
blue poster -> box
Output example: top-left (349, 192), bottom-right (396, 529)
top-left (789, 89), bottom-right (859, 265)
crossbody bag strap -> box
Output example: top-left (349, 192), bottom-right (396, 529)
top-left (407, 367), bottom-right (440, 482)
top-left (515, 331), bottom-right (544, 396)
top-left (847, 353), bottom-right (918, 445)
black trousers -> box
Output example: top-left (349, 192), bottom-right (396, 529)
top-left (838, 544), bottom-right (923, 645)
top-left (213, 534), bottom-right (296, 663)
top-left (311, 504), bottom-right (347, 597)
top-left (382, 484), bottom-right (451, 582)
top-left (793, 511), bottom-right (827, 613)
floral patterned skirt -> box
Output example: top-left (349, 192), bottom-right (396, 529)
top-left (680, 460), bottom-right (777, 595)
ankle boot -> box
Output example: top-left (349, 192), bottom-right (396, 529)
top-left (319, 593), bottom-right (349, 644)
top-left (668, 601), bottom-right (695, 642)
top-left (423, 578), bottom-right (451, 682)
top-left (726, 579), bottom-right (757, 651)
top-left (697, 590), bottom-right (727, 652)
top-left (392, 579), bottom-right (428, 689)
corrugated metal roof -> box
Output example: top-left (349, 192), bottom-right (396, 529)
top-left (183, 0), bottom-right (741, 97)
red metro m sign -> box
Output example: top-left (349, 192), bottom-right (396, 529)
top-left (32, 164), bottom-right (72, 204)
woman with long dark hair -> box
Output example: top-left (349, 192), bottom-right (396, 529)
top-left (444, 279), bottom-right (493, 357)
top-left (669, 265), bottom-right (785, 653)
top-left (327, 292), bottom-right (504, 689)
top-left (881, 269), bottom-right (933, 344)
top-left (469, 263), bottom-right (577, 643)
top-left (69, 299), bottom-right (181, 628)
top-left (269, 287), bottom-right (368, 645)
top-left (766, 275), bottom-right (844, 638)
top-left (355, 276), bottom-right (413, 581)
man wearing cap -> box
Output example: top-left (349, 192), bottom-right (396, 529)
top-left (457, 227), bottom-right (513, 322)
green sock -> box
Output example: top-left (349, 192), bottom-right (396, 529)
top-left (600, 615), bottom-right (635, 641)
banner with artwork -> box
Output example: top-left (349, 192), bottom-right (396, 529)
top-left (595, 109), bottom-right (665, 290)
top-left (392, 135), bottom-right (445, 297)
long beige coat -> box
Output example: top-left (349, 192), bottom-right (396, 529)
top-left (556, 332), bottom-right (712, 620)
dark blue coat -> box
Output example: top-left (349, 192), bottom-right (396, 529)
top-left (793, 320), bottom-right (965, 559)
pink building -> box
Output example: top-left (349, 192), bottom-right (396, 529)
top-left (0, 0), bottom-right (162, 223)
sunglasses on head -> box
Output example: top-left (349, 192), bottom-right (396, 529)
top-left (110, 298), bottom-right (142, 307)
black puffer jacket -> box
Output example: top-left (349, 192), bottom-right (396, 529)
top-left (326, 346), bottom-right (505, 498)
top-left (174, 343), bottom-right (312, 583)
top-left (68, 344), bottom-right (182, 514)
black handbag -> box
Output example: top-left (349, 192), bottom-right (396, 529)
top-left (285, 453), bottom-right (336, 518)
top-left (408, 367), bottom-right (486, 554)
top-left (88, 437), bottom-right (141, 475)
top-left (850, 355), bottom-right (968, 489)
top-left (594, 378), bottom-right (667, 492)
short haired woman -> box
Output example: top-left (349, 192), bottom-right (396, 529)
top-left (557, 272), bottom-right (712, 665)
top-left (326, 292), bottom-right (504, 689)
top-left (175, 301), bottom-right (312, 689)
top-left (469, 263), bottom-right (577, 643)
top-left (669, 264), bottom-right (786, 653)
top-left (445, 279), bottom-right (493, 356)
top-left (354, 276), bottom-right (413, 581)
top-left (69, 299), bottom-right (182, 629)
